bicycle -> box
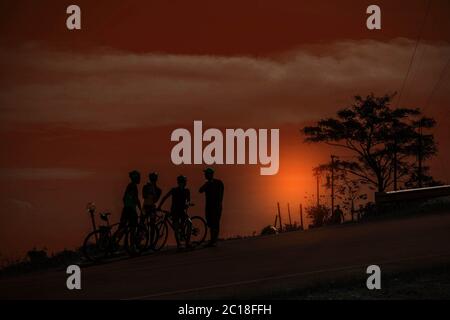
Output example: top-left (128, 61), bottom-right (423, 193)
top-left (82, 203), bottom-right (148, 262)
top-left (152, 204), bottom-right (207, 251)
top-left (136, 206), bottom-right (160, 251)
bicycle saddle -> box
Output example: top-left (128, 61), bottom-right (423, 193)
top-left (100, 212), bottom-right (111, 221)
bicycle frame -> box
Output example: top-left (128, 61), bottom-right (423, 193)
top-left (94, 213), bottom-right (127, 247)
top-left (83, 204), bottom-right (148, 261)
top-left (156, 205), bottom-right (195, 243)
top-left (157, 209), bottom-right (192, 231)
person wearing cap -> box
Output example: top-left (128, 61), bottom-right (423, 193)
top-left (199, 167), bottom-right (224, 247)
top-left (142, 172), bottom-right (162, 245)
top-left (120, 170), bottom-right (142, 232)
top-left (158, 175), bottom-right (191, 249)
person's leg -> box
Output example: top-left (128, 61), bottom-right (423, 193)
top-left (184, 215), bottom-right (191, 247)
top-left (205, 211), bottom-right (212, 243)
top-left (117, 207), bottom-right (130, 241)
top-left (211, 227), bottom-right (218, 243)
top-left (206, 210), bottom-right (218, 244)
top-left (211, 223), bottom-right (220, 243)
top-left (128, 210), bottom-right (138, 247)
top-left (205, 212), bottom-right (220, 246)
top-left (144, 205), bottom-right (156, 247)
top-left (172, 216), bottom-right (182, 248)
top-left (212, 209), bottom-right (222, 244)
top-left (149, 210), bottom-right (157, 248)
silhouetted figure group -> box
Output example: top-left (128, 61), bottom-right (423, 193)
top-left (120, 168), bottom-right (224, 249)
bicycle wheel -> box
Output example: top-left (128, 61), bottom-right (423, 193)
top-left (82, 229), bottom-right (111, 262)
top-left (148, 220), bottom-right (159, 250)
top-left (125, 223), bottom-right (148, 256)
top-left (153, 220), bottom-right (168, 251)
top-left (108, 223), bottom-right (123, 254)
top-left (188, 216), bottom-right (207, 246)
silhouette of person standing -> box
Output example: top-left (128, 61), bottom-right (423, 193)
top-left (199, 168), bottom-right (224, 247)
top-left (358, 204), bottom-right (364, 221)
top-left (120, 170), bottom-right (142, 232)
top-left (334, 205), bottom-right (344, 224)
top-left (158, 175), bottom-right (191, 249)
top-left (142, 172), bottom-right (162, 245)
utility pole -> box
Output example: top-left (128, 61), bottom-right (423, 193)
top-left (89, 208), bottom-right (98, 242)
top-left (300, 204), bottom-right (304, 230)
top-left (393, 136), bottom-right (398, 191)
top-left (277, 202), bottom-right (282, 232)
top-left (316, 174), bottom-right (320, 207)
top-left (418, 125), bottom-right (423, 188)
top-left (331, 155), bottom-right (337, 217)
top-left (392, 118), bottom-right (399, 191)
top-left (287, 203), bottom-right (292, 226)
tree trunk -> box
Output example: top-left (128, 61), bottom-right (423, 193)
top-left (377, 174), bottom-right (385, 193)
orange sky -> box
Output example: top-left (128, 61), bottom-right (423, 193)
top-left (0, 0), bottom-right (449, 260)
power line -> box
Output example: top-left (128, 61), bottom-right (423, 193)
top-left (406, 1), bottom-right (450, 186)
top-left (422, 55), bottom-right (450, 113)
top-left (415, 52), bottom-right (450, 188)
top-left (422, 55), bottom-right (450, 185)
top-left (393, 0), bottom-right (433, 188)
top-left (406, 4), bottom-right (438, 98)
top-left (395, 0), bottom-right (433, 108)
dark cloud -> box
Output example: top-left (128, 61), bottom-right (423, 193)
top-left (1, 38), bottom-right (449, 129)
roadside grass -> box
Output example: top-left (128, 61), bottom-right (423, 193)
top-left (0, 248), bottom-right (83, 278)
top-left (251, 263), bottom-right (450, 300)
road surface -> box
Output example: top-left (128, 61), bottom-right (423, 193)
top-left (1, 213), bottom-right (450, 299)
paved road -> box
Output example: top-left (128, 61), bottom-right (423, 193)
top-left (2, 213), bottom-right (450, 299)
